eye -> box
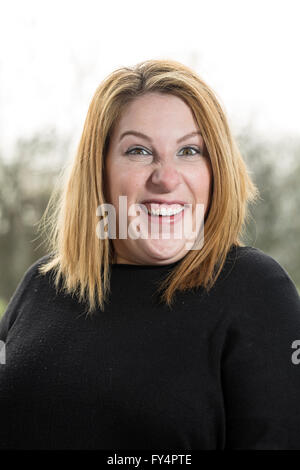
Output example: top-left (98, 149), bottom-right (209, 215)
top-left (178, 146), bottom-right (201, 157)
top-left (125, 146), bottom-right (149, 156)
top-left (125, 146), bottom-right (201, 157)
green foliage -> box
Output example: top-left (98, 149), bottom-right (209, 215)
top-left (0, 298), bottom-right (7, 320)
top-left (237, 128), bottom-right (300, 286)
top-left (0, 129), bottom-right (70, 303)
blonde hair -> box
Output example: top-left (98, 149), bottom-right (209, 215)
top-left (38, 58), bottom-right (259, 314)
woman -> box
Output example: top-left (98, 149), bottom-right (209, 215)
top-left (0, 59), bottom-right (300, 450)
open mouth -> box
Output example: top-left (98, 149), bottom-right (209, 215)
top-left (139, 202), bottom-right (186, 224)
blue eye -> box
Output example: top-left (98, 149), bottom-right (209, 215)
top-left (125, 146), bottom-right (201, 156)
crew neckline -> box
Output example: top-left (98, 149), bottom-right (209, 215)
top-left (108, 245), bottom-right (244, 270)
top-left (110, 259), bottom-right (182, 269)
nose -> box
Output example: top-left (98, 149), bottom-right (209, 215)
top-left (150, 163), bottom-right (182, 191)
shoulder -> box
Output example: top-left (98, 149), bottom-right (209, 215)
top-left (10, 252), bottom-right (54, 299)
top-left (220, 247), bottom-right (300, 368)
top-left (223, 245), bottom-right (297, 288)
top-left (19, 253), bottom-right (51, 285)
top-left (0, 254), bottom-right (54, 341)
top-left (215, 245), bottom-right (300, 319)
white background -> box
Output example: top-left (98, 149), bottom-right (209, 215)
top-left (0, 0), bottom-right (299, 157)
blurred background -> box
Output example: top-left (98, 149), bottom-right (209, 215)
top-left (0, 0), bottom-right (299, 317)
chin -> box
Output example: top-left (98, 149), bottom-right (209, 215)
top-left (141, 238), bottom-right (187, 260)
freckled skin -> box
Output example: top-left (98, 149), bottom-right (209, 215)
top-left (104, 92), bottom-right (212, 265)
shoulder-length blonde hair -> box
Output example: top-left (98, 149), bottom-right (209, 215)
top-left (38, 58), bottom-right (259, 314)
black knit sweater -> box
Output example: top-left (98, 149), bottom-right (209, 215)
top-left (0, 245), bottom-right (300, 450)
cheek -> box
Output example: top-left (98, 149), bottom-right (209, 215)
top-left (106, 164), bottom-right (143, 203)
top-left (185, 162), bottom-right (212, 203)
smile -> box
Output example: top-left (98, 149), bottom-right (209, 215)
top-left (139, 203), bottom-right (187, 224)
top-left (147, 206), bottom-right (184, 216)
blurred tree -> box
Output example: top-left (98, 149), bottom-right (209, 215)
top-left (237, 127), bottom-right (300, 287)
top-left (0, 129), bottom-right (70, 306)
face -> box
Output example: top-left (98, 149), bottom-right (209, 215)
top-left (104, 92), bottom-right (212, 265)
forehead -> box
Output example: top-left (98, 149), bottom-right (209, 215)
top-left (112, 92), bottom-right (197, 137)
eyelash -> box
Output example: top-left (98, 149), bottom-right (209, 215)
top-left (125, 146), bottom-right (201, 157)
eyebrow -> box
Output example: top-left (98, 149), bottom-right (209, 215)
top-left (119, 130), bottom-right (202, 144)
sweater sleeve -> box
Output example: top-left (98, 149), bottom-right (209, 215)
top-left (221, 252), bottom-right (300, 449)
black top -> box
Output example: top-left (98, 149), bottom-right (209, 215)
top-left (0, 245), bottom-right (300, 450)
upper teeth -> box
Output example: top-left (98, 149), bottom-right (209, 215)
top-left (147, 205), bottom-right (184, 216)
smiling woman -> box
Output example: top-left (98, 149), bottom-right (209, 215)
top-left (0, 59), bottom-right (300, 450)
top-left (104, 91), bottom-right (212, 265)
